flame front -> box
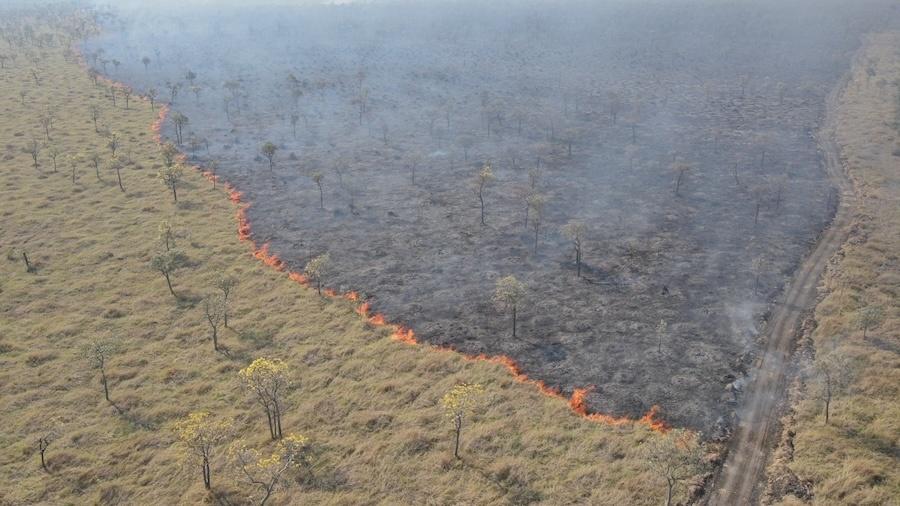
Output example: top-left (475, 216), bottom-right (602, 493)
top-left (140, 66), bottom-right (671, 435)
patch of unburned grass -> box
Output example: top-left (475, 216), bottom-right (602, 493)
top-left (767, 32), bottom-right (900, 506)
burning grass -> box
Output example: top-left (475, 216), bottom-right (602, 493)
top-left (0, 18), bottom-right (677, 506)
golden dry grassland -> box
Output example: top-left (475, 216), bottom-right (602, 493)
top-left (766, 33), bottom-right (900, 506)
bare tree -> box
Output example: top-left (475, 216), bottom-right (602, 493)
top-left (141, 56), bottom-right (150, 70)
top-left (493, 275), bottom-right (526, 337)
top-left (146, 88), bottom-right (157, 111)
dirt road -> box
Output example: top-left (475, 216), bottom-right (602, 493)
top-left (705, 64), bottom-right (857, 505)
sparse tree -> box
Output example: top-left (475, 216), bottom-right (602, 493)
top-left (107, 131), bottom-right (120, 157)
top-left (166, 80), bottom-right (180, 104)
top-left (230, 434), bottom-right (309, 506)
top-left (46, 144), bottom-right (60, 172)
top-left (527, 193), bottom-right (546, 253)
top-left (608, 91), bottom-right (622, 124)
top-left (474, 162), bottom-right (494, 226)
top-left (122, 86), bottom-right (132, 109)
top-left (304, 253), bottom-right (330, 296)
top-left (656, 319), bottom-right (668, 354)
top-left (458, 134), bottom-right (476, 162)
top-left (160, 142), bottom-right (179, 167)
top-left (158, 163), bottom-right (184, 202)
top-left (751, 255), bottom-right (767, 295)
top-left (812, 352), bottom-right (855, 424)
top-left (37, 424), bottom-right (60, 472)
top-left (855, 305), bottom-right (884, 339)
top-left (642, 429), bottom-right (707, 506)
top-left (39, 113), bottom-right (52, 140)
top-left (311, 172), bottom-right (324, 209)
top-left (81, 338), bottom-right (118, 403)
top-left (260, 142), bottom-right (277, 171)
top-left (562, 220), bottom-right (588, 277)
top-left (672, 162), bottom-right (691, 196)
top-left (110, 156), bottom-right (126, 192)
top-left (24, 137), bottom-right (41, 168)
top-left (238, 358), bottom-right (289, 440)
top-left (141, 56), bottom-right (150, 70)
top-left (171, 112), bottom-right (189, 145)
top-left (88, 151), bottom-right (102, 181)
top-left (289, 113), bottom-right (299, 139)
top-left (203, 294), bottom-right (226, 351)
top-left (173, 412), bottom-right (232, 490)
top-left (66, 154), bottom-right (80, 184)
top-left (89, 104), bottom-right (100, 132)
top-left (150, 249), bottom-right (188, 297)
top-left (493, 275), bottom-right (526, 338)
top-left (441, 383), bottom-right (486, 459)
top-left (158, 219), bottom-right (177, 251)
top-left (147, 88), bottom-right (158, 110)
top-left (215, 274), bottom-right (238, 328)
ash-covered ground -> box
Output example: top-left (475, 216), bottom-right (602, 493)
top-left (85, 0), bottom-right (891, 432)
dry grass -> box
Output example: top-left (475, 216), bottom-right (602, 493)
top-left (767, 33), bottom-right (900, 506)
top-left (0, 16), bottom-right (671, 506)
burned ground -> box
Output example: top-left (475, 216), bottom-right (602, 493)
top-left (84, 0), bottom-right (889, 432)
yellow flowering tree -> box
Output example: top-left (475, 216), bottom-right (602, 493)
top-left (238, 358), bottom-right (289, 440)
top-left (230, 434), bottom-right (309, 506)
top-left (441, 383), bottom-right (486, 459)
top-left (173, 412), bottom-right (233, 490)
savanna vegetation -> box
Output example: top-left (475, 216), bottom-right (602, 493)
top-left (0, 6), bottom-right (708, 506)
top-left (764, 33), bottom-right (900, 506)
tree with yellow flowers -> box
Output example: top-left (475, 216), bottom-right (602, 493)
top-left (173, 412), bottom-right (233, 490)
top-left (230, 434), bottom-right (309, 506)
top-left (441, 383), bottom-right (486, 459)
top-left (238, 358), bottom-right (289, 440)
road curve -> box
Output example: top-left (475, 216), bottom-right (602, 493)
top-left (704, 59), bottom-right (857, 505)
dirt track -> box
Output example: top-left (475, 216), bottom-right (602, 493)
top-left (705, 55), bottom-right (857, 505)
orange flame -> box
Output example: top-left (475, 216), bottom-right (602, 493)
top-left (110, 44), bottom-right (672, 435)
